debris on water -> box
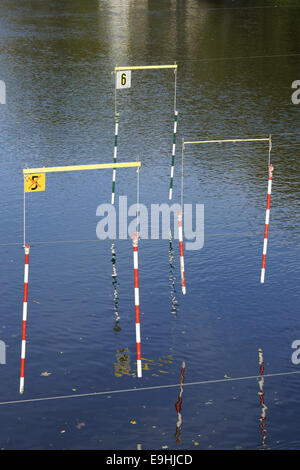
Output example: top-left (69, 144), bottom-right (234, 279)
top-left (40, 371), bottom-right (52, 376)
top-left (60, 430), bottom-right (66, 434)
top-left (162, 445), bottom-right (168, 449)
top-left (72, 388), bottom-right (76, 391)
top-left (130, 420), bottom-right (136, 425)
top-left (32, 300), bottom-right (40, 304)
top-left (76, 422), bottom-right (85, 430)
top-left (224, 374), bottom-right (231, 378)
top-left (194, 442), bottom-right (199, 446)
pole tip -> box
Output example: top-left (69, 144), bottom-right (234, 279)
top-left (133, 232), bottom-right (138, 246)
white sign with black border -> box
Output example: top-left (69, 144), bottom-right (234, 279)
top-left (116, 70), bottom-right (131, 89)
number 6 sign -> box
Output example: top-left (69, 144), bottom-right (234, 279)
top-left (116, 70), bottom-right (131, 89)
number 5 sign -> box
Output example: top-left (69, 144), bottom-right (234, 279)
top-left (24, 174), bottom-right (46, 192)
top-left (116, 70), bottom-right (131, 89)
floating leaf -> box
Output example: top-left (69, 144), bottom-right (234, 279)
top-left (40, 371), bottom-right (52, 377)
top-left (76, 422), bottom-right (85, 430)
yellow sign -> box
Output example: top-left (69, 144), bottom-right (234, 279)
top-left (24, 174), bottom-right (46, 192)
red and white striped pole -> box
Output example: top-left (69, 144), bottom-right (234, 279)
top-left (177, 211), bottom-right (186, 295)
top-left (133, 232), bottom-right (142, 378)
top-left (19, 244), bottom-right (30, 394)
top-left (260, 163), bottom-right (274, 283)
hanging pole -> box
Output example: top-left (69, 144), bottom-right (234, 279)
top-left (178, 211), bottom-right (186, 295)
top-left (260, 147), bottom-right (274, 283)
top-left (178, 138), bottom-right (186, 295)
top-left (169, 111), bottom-right (178, 200)
top-left (111, 112), bottom-right (120, 204)
top-left (19, 244), bottom-right (30, 394)
top-left (133, 232), bottom-right (142, 378)
top-left (169, 65), bottom-right (178, 200)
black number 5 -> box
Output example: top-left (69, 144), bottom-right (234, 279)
top-left (31, 175), bottom-right (39, 191)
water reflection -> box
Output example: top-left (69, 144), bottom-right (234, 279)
top-left (111, 242), bottom-right (121, 332)
top-left (139, 355), bottom-right (173, 376)
top-left (169, 229), bottom-right (178, 315)
top-left (258, 348), bottom-right (267, 448)
top-left (174, 361), bottom-right (185, 444)
top-left (114, 347), bottom-right (133, 377)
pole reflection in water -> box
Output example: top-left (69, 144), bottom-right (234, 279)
top-left (258, 348), bottom-right (267, 447)
top-left (111, 242), bottom-right (121, 332)
top-left (169, 230), bottom-right (178, 315)
top-left (114, 347), bottom-right (133, 377)
top-left (174, 361), bottom-right (185, 443)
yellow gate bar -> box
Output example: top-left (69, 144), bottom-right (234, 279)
top-left (23, 161), bottom-right (141, 175)
top-left (114, 65), bottom-right (177, 71)
top-left (184, 138), bottom-right (270, 145)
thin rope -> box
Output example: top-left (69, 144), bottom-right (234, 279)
top-left (1, 229), bottom-right (299, 248)
top-left (174, 64), bottom-right (177, 113)
top-left (185, 5), bottom-right (300, 11)
top-left (23, 182), bottom-right (26, 247)
top-left (177, 53), bottom-right (300, 63)
top-left (180, 139), bottom-right (184, 212)
top-left (1, 370), bottom-right (300, 406)
top-left (136, 155), bottom-right (140, 239)
top-left (268, 134), bottom-right (272, 167)
top-left (114, 66), bottom-right (117, 116)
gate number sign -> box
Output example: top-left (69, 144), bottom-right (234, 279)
top-left (24, 174), bottom-right (46, 192)
top-left (116, 70), bottom-right (131, 89)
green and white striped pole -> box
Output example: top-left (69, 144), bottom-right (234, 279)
top-left (111, 112), bottom-right (120, 205)
top-left (169, 110), bottom-right (178, 200)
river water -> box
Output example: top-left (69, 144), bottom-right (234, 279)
top-left (0, 0), bottom-right (299, 450)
